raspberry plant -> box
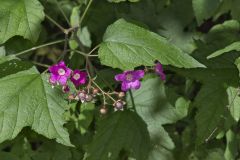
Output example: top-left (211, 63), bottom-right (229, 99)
top-left (0, 0), bottom-right (240, 160)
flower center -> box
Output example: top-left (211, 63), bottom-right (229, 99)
top-left (126, 74), bottom-right (133, 81)
top-left (58, 68), bottom-right (66, 76)
top-left (73, 73), bottom-right (80, 80)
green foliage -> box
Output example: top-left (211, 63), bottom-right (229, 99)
top-left (1, 0), bottom-right (240, 159)
top-left (127, 77), bottom-right (189, 159)
top-left (0, 0), bottom-right (44, 44)
top-left (86, 110), bottom-right (151, 160)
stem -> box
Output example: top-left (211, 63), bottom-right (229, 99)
top-left (129, 90), bottom-right (136, 111)
top-left (92, 80), bottom-right (116, 102)
top-left (31, 61), bottom-right (50, 68)
top-left (88, 44), bottom-right (100, 55)
top-left (75, 50), bottom-right (88, 57)
top-left (74, 50), bottom-right (98, 57)
top-left (55, 0), bottom-right (70, 25)
top-left (45, 14), bottom-right (65, 32)
top-left (79, 0), bottom-right (93, 25)
top-left (15, 40), bottom-right (65, 57)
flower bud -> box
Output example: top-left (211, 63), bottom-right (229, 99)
top-left (85, 94), bottom-right (93, 102)
top-left (68, 94), bottom-right (75, 100)
top-left (77, 90), bottom-right (86, 102)
top-left (62, 85), bottom-right (70, 93)
top-left (113, 100), bottom-right (124, 110)
top-left (92, 88), bottom-right (99, 95)
top-left (100, 107), bottom-right (108, 114)
top-left (118, 92), bottom-right (125, 98)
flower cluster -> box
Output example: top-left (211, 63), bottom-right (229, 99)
top-left (49, 61), bottom-right (87, 90)
top-left (48, 61), bottom-right (165, 112)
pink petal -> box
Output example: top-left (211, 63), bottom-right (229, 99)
top-left (130, 80), bottom-right (141, 90)
top-left (58, 76), bottom-right (68, 85)
top-left (121, 81), bottom-right (131, 91)
top-left (49, 74), bottom-right (59, 84)
top-left (134, 70), bottom-right (145, 79)
top-left (58, 61), bottom-right (65, 66)
top-left (115, 73), bottom-right (125, 81)
top-left (65, 68), bottom-right (72, 77)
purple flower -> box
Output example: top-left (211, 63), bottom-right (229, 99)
top-left (70, 70), bottom-right (87, 87)
top-left (48, 61), bottom-right (72, 86)
top-left (155, 62), bottom-right (166, 80)
top-left (115, 70), bottom-right (145, 91)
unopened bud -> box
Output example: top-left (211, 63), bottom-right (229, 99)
top-left (118, 92), bottom-right (125, 98)
top-left (100, 107), bottom-right (108, 114)
top-left (62, 85), bottom-right (70, 93)
top-left (68, 94), bottom-right (75, 100)
top-left (114, 100), bottom-right (124, 110)
top-left (92, 88), bottom-right (99, 95)
top-left (85, 94), bottom-right (93, 102)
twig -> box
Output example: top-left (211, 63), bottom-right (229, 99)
top-left (45, 14), bottom-right (65, 32)
top-left (55, 0), bottom-right (70, 25)
top-left (88, 44), bottom-right (100, 55)
top-left (79, 0), bottom-right (93, 25)
top-left (32, 61), bottom-right (50, 68)
top-left (15, 40), bottom-right (65, 57)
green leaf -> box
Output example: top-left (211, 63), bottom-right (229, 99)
top-left (231, 0), bottom-right (240, 21)
top-left (79, 27), bottom-right (92, 48)
top-left (227, 87), bottom-right (240, 122)
top-left (78, 103), bottom-right (95, 134)
top-left (0, 47), bottom-right (6, 56)
top-left (207, 41), bottom-right (240, 59)
top-left (206, 148), bottom-right (225, 160)
top-left (195, 84), bottom-right (234, 144)
top-left (224, 130), bottom-right (238, 160)
top-left (86, 110), bottom-right (151, 160)
top-left (32, 141), bottom-right (72, 160)
top-left (70, 6), bottom-right (80, 27)
top-left (98, 19), bottom-right (205, 70)
top-left (0, 0), bottom-right (45, 44)
top-left (192, 0), bottom-right (221, 24)
top-left (0, 67), bottom-right (72, 146)
top-left (127, 78), bottom-right (189, 159)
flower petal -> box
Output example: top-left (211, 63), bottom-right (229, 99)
top-left (130, 80), bottom-right (141, 90)
top-left (134, 70), bottom-right (145, 79)
top-left (121, 81), bottom-right (131, 91)
top-left (58, 76), bottom-right (68, 85)
top-left (65, 68), bottom-right (72, 77)
top-left (58, 61), bottom-right (65, 66)
top-left (49, 74), bottom-right (59, 84)
top-left (115, 73), bottom-right (125, 81)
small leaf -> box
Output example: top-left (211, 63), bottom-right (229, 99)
top-left (99, 19), bottom-right (205, 70)
top-left (79, 27), bottom-right (92, 48)
top-left (86, 110), bottom-right (151, 160)
top-left (0, 0), bottom-right (45, 44)
top-left (224, 129), bottom-right (238, 160)
top-left (207, 41), bottom-right (240, 59)
top-left (227, 87), bottom-right (240, 122)
top-left (70, 6), bottom-right (80, 27)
